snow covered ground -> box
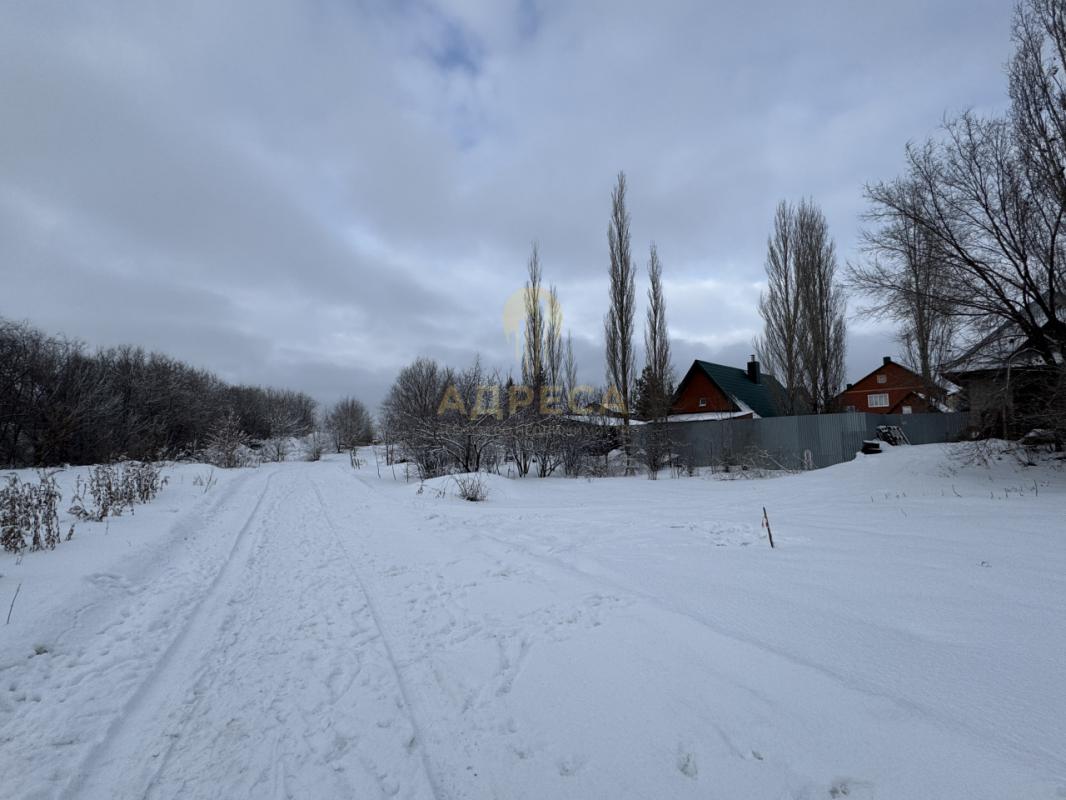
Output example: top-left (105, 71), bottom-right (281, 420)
top-left (1, 445), bottom-right (1065, 799)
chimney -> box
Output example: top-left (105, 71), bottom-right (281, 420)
top-left (747, 355), bottom-right (760, 384)
top-left (846, 383), bottom-right (853, 390)
top-left (883, 356), bottom-right (892, 365)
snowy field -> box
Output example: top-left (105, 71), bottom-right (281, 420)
top-left (1, 445), bottom-right (1065, 799)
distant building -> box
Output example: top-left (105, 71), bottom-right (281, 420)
top-left (669, 357), bottom-right (786, 420)
top-left (836, 356), bottom-right (946, 415)
top-left (944, 301), bottom-right (1065, 435)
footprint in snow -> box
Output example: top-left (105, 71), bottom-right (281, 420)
top-left (86, 573), bottom-right (132, 593)
top-left (828, 777), bottom-right (875, 798)
top-left (557, 755), bottom-right (587, 777)
top-left (677, 749), bottom-right (698, 779)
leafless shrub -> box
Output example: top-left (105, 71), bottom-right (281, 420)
top-left (453, 473), bottom-right (488, 502)
top-left (670, 444), bottom-right (699, 478)
top-left (1, 471), bottom-right (64, 553)
top-left (261, 436), bottom-right (291, 463)
top-left (711, 446), bottom-right (799, 480)
top-left (69, 461), bottom-right (168, 520)
top-left (192, 468), bottom-right (218, 493)
top-left (955, 437), bottom-right (1058, 470)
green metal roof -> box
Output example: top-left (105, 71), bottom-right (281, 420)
top-left (692, 360), bottom-right (785, 418)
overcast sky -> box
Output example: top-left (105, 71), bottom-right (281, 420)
top-left (1, 1), bottom-right (1016, 408)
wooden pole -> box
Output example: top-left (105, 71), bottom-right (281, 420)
top-left (762, 507), bottom-right (775, 549)
top-left (6, 582), bottom-right (22, 625)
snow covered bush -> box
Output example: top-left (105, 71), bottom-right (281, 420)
top-left (203, 411), bottom-right (254, 468)
top-left (69, 461), bottom-right (168, 521)
top-left (453, 473), bottom-right (488, 502)
top-left (261, 436), bottom-right (291, 463)
top-left (128, 460), bottom-right (167, 503)
top-left (1, 471), bottom-right (65, 554)
top-left (303, 431), bottom-right (328, 462)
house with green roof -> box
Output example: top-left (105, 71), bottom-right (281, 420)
top-left (668, 357), bottom-right (787, 420)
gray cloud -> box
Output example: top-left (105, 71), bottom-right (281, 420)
top-left (0, 0), bottom-right (1015, 409)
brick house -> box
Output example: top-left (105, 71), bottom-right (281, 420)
top-left (669, 358), bottom-right (785, 420)
top-left (836, 356), bottom-right (945, 414)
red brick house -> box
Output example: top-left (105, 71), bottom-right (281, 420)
top-left (836, 356), bottom-right (945, 414)
top-left (670, 358), bottom-right (785, 419)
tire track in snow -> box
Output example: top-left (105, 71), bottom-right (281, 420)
top-left (60, 467), bottom-right (281, 799)
top-left (310, 480), bottom-right (446, 800)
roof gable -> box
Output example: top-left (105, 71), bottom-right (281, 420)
top-left (686, 360), bottom-right (784, 418)
top-left (948, 293), bottom-right (1066, 372)
top-left (845, 360), bottom-right (930, 393)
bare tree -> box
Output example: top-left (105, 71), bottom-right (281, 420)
top-left (865, 0), bottom-right (1066, 367)
top-left (643, 243), bottom-right (674, 414)
top-left (326, 397), bottom-right (374, 452)
top-left (545, 285), bottom-right (563, 394)
top-left (563, 332), bottom-right (578, 407)
top-left (850, 184), bottom-right (956, 401)
top-left (515, 246), bottom-right (568, 477)
top-left (380, 357), bottom-right (450, 478)
top-left (754, 199), bottom-right (845, 413)
top-left (204, 410), bottom-right (251, 469)
top-left (559, 332), bottom-right (582, 475)
top-left (754, 201), bottom-right (805, 414)
top-left (604, 171), bottom-right (636, 470)
top-left (436, 357), bottom-right (502, 474)
top-left (795, 198), bottom-right (847, 413)
top-left (508, 246), bottom-right (546, 477)
top-left (522, 244), bottom-right (546, 393)
top-left (636, 244), bottom-right (675, 476)
top-left (861, 0), bottom-right (1066, 436)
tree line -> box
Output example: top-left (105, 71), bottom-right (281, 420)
top-left (0, 317), bottom-right (372, 467)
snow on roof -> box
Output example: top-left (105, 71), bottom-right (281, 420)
top-left (666, 410), bottom-right (752, 423)
top-left (563, 414), bottom-right (646, 426)
top-left (949, 295), bottom-right (1066, 374)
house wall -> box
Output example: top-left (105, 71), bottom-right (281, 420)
top-left (888, 391), bottom-right (935, 414)
top-left (956, 369), bottom-right (1050, 436)
top-left (671, 371), bottom-right (734, 414)
top-left (837, 360), bottom-right (930, 414)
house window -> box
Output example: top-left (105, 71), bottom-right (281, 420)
top-left (877, 374), bottom-right (887, 384)
top-left (698, 397), bottom-right (707, 408)
top-left (868, 393), bottom-right (889, 408)
top-left (902, 405), bottom-right (913, 414)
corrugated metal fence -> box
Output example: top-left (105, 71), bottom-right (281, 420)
top-left (647, 412), bottom-right (970, 470)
